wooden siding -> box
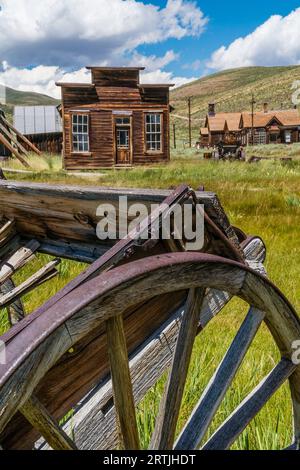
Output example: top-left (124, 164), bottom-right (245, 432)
top-left (59, 69), bottom-right (171, 169)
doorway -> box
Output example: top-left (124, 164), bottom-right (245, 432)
top-left (115, 116), bottom-right (132, 165)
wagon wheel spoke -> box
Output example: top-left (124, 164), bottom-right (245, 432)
top-left (201, 358), bottom-right (296, 450)
top-left (21, 395), bottom-right (77, 450)
top-left (175, 306), bottom-right (266, 450)
top-left (106, 314), bottom-right (140, 450)
top-left (150, 287), bottom-right (206, 450)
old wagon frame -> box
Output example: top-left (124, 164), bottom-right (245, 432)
top-left (0, 177), bottom-right (299, 450)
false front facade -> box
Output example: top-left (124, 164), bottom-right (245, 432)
top-left (57, 67), bottom-right (173, 169)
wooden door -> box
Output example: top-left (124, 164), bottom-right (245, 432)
top-left (115, 117), bottom-right (131, 164)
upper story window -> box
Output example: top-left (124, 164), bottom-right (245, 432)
top-left (145, 113), bottom-right (162, 152)
top-left (72, 114), bottom-right (89, 153)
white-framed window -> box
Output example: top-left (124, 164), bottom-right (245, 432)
top-left (145, 113), bottom-right (162, 152)
top-left (72, 114), bottom-right (89, 153)
top-left (254, 128), bottom-right (267, 145)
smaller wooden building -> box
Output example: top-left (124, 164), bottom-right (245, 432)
top-left (57, 67), bottom-right (174, 169)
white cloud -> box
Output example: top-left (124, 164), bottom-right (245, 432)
top-left (0, 0), bottom-right (207, 68)
top-left (208, 8), bottom-right (300, 70)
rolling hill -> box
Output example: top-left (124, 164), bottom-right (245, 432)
top-left (170, 65), bottom-right (300, 141)
top-left (1, 87), bottom-right (59, 122)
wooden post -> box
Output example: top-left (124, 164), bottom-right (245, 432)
top-left (251, 93), bottom-right (256, 146)
top-left (106, 315), bottom-right (140, 450)
top-left (173, 123), bottom-right (176, 149)
top-left (0, 131), bottom-right (31, 168)
top-left (188, 97), bottom-right (192, 148)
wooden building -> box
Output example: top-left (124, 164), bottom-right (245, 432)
top-left (200, 103), bottom-right (300, 147)
top-left (57, 67), bottom-right (173, 169)
top-left (240, 107), bottom-right (300, 145)
top-left (200, 105), bottom-right (241, 147)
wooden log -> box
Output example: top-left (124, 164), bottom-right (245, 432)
top-left (20, 395), bottom-right (77, 451)
top-left (150, 287), bottom-right (206, 449)
top-left (106, 315), bottom-right (140, 450)
top-left (0, 259), bottom-right (60, 309)
top-left (202, 359), bottom-right (296, 450)
top-left (175, 307), bottom-right (265, 450)
top-left (0, 116), bottom-right (42, 156)
top-left (0, 240), bottom-right (40, 285)
top-left (0, 122), bottom-right (29, 157)
top-left (0, 220), bottom-right (16, 248)
top-left (0, 132), bottom-right (30, 168)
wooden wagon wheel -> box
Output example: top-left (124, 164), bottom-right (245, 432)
top-left (0, 253), bottom-right (299, 451)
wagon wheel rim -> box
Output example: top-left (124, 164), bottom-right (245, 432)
top-left (0, 253), bottom-right (299, 450)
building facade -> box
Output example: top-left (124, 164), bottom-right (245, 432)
top-left (57, 67), bottom-right (173, 169)
top-left (200, 104), bottom-right (300, 147)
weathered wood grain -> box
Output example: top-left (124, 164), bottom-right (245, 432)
top-left (150, 287), bottom-right (206, 450)
top-left (0, 259), bottom-right (60, 309)
top-left (175, 307), bottom-right (265, 450)
top-left (0, 240), bottom-right (40, 285)
top-left (106, 315), bottom-right (140, 450)
top-left (20, 395), bottom-right (77, 451)
top-left (202, 359), bottom-right (296, 450)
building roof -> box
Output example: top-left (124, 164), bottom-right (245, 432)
top-left (207, 113), bottom-right (241, 132)
top-left (86, 66), bottom-right (145, 71)
top-left (200, 127), bottom-right (209, 136)
top-left (56, 82), bottom-right (95, 88)
top-left (241, 109), bottom-right (300, 128)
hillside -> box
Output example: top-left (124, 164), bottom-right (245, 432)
top-left (170, 65), bottom-right (300, 142)
top-left (1, 87), bottom-right (59, 122)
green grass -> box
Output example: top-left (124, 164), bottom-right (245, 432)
top-left (0, 147), bottom-right (299, 450)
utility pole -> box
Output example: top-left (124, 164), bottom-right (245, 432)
top-left (173, 123), bottom-right (176, 149)
top-left (188, 97), bottom-right (192, 148)
top-left (251, 93), bottom-right (256, 146)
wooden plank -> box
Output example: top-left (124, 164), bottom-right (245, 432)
top-left (0, 240), bottom-right (40, 285)
top-left (0, 259), bottom-right (60, 310)
top-left (20, 395), bottom-right (77, 450)
top-left (0, 132), bottom-right (30, 168)
top-left (0, 220), bottom-right (16, 248)
top-left (0, 279), bottom-right (25, 326)
top-left (175, 307), bottom-right (265, 450)
top-left (150, 287), bottom-right (206, 450)
top-left (1, 116), bottom-right (42, 156)
top-left (202, 359), bottom-right (296, 450)
top-left (106, 315), bottom-right (140, 450)
top-left (0, 122), bottom-right (29, 157)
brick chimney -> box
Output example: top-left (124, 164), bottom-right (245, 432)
top-left (263, 102), bottom-right (268, 113)
top-left (208, 103), bottom-right (215, 117)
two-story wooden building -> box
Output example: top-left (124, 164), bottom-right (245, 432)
top-left (57, 67), bottom-right (173, 169)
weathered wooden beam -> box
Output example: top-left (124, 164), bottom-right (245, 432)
top-left (0, 220), bottom-right (16, 248)
top-left (39, 239), bottom-right (108, 264)
top-left (0, 240), bottom-right (40, 285)
top-left (0, 122), bottom-right (29, 157)
top-left (150, 288), bottom-right (206, 450)
top-left (0, 279), bottom-right (25, 326)
top-left (21, 395), bottom-right (77, 451)
top-left (0, 116), bottom-right (41, 156)
top-left (202, 359), bottom-right (296, 450)
top-left (175, 307), bottom-right (265, 450)
top-left (0, 259), bottom-right (60, 309)
top-left (0, 132), bottom-right (30, 168)
top-left (106, 315), bottom-right (140, 450)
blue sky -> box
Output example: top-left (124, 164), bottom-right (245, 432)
top-left (139, 0), bottom-right (300, 78)
top-left (0, 0), bottom-right (300, 97)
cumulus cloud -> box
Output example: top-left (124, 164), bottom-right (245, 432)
top-left (0, 0), bottom-right (207, 68)
top-left (0, 0), bottom-right (206, 97)
top-left (208, 8), bottom-right (300, 70)
top-left (0, 50), bottom-right (194, 98)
